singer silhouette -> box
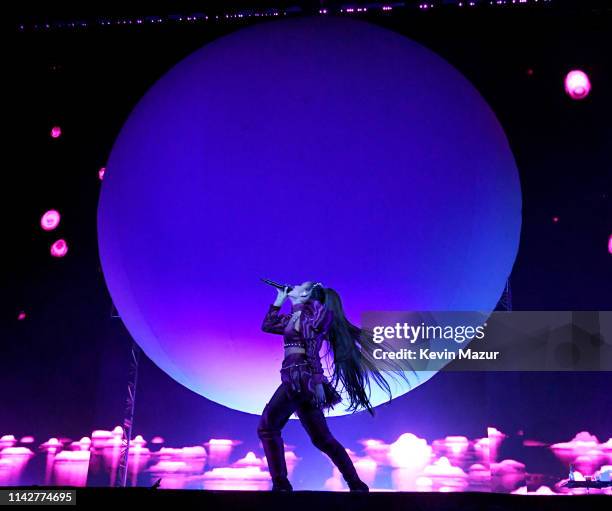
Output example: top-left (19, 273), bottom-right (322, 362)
top-left (257, 280), bottom-right (412, 492)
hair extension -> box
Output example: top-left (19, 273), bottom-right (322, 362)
top-left (309, 283), bottom-right (415, 416)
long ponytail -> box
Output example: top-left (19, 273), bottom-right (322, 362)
top-left (310, 284), bottom-right (414, 416)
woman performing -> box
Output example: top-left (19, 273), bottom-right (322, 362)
top-left (258, 280), bottom-right (412, 492)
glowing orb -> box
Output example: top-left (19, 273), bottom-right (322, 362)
top-left (98, 167), bottom-right (106, 180)
top-left (608, 234), bottom-right (612, 255)
top-left (564, 70), bottom-right (591, 100)
top-left (50, 239), bottom-right (68, 257)
top-left (17, 311), bottom-right (26, 321)
top-left (50, 126), bottom-right (62, 139)
top-left (41, 209), bottom-right (61, 231)
top-left (97, 17), bottom-right (522, 416)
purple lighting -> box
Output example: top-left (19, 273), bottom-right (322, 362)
top-left (41, 209), bottom-right (61, 231)
top-left (564, 69), bottom-right (591, 100)
top-left (608, 234), bottom-right (612, 255)
top-left (50, 126), bottom-right (62, 139)
top-left (50, 239), bottom-right (68, 258)
top-left (97, 17), bottom-right (521, 416)
top-left (2, 425), bottom-right (608, 492)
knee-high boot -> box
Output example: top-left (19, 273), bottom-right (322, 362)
top-left (319, 438), bottom-right (370, 492)
top-left (258, 429), bottom-right (293, 491)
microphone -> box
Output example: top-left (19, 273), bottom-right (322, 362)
top-left (261, 278), bottom-right (293, 293)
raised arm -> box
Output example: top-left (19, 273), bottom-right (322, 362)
top-left (261, 304), bottom-right (291, 335)
top-left (262, 285), bottom-right (291, 334)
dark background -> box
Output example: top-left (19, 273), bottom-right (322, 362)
top-left (4, 0), bottom-right (611, 488)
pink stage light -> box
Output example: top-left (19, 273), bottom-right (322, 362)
top-left (432, 436), bottom-right (470, 464)
top-left (2, 424), bottom-right (612, 492)
top-left (53, 450), bottom-right (91, 487)
top-left (550, 431), bottom-right (608, 478)
top-left (0, 435), bottom-right (17, 449)
top-left (0, 447), bottom-right (34, 486)
top-left (98, 167), bottom-right (106, 180)
top-left (50, 126), bottom-right (62, 138)
top-left (362, 439), bottom-right (390, 465)
top-left (487, 427), bottom-right (507, 464)
top-left (608, 234), bottom-right (612, 255)
top-left (564, 70), bottom-right (591, 100)
top-left (17, 311), bottom-right (27, 321)
top-left (388, 433), bottom-right (433, 471)
top-left (50, 239), bottom-right (68, 258)
top-left (204, 439), bottom-right (240, 468)
top-left (419, 456), bottom-right (469, 492)
top-left (552, 216), bottom-right (559, 223)
top-left (491, 459), bottom-right (526, 493)
top-left (203, 468), bottom-right (269, 491)
top-left (41, 209), bottom-right (61, 231)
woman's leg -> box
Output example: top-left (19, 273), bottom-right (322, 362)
top-left (257, 384), bottom-right (300, 489)
top-left (295, 401), bottom-right (369, 491)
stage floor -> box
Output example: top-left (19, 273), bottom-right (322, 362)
top-left (2, 488), bottom-right (609, 510)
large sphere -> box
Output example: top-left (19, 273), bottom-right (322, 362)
top-left (97, 17), bottom-right (521, 416)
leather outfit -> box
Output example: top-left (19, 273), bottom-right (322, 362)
top-left (257, 299), bottom-right (368, 492)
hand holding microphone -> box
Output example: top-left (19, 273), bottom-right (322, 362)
top-left (273, 286), bottom-right (290, 307)
top-left (261, 278), bottom-right (292, 307)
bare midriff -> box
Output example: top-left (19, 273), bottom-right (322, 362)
top-left (284, 346), bottom-right (306, 357)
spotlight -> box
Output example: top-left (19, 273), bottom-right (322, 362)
top-left (41, 210), bottom-right (61, 231)
top-left (50, 126), bottom-right (62, 138)
top-left (50, 239), bottom-right (69, 257)
top-left (564, 69), bottom-right (591, 100)
top-left (98, 167), bottom-right (106, 180)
